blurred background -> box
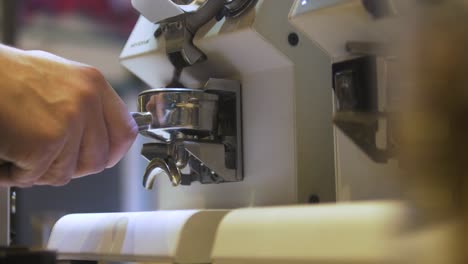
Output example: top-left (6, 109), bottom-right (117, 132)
top-left (0, 0), bottom-right (156, 247)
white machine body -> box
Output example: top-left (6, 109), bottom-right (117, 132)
top-left (119, 0), bottom-right (400, 209)
top-left (48, 0), bottom-right (430, 263)
top-left (48, 201), bottom-right (458, 263)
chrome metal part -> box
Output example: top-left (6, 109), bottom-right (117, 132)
top-left (185, 140), bottom-right (240, 183)
top-left (131, 112), bottom-right (152, 132)
top-left (161, 21), bottom-right (207, 68)
top-left (133, 79), bottom-right (243, 189)
top-left (143, 157), bottom-right (181, 189)
top-left (153, 0), bottom-right (257, 68)
top-left (137, 88), bottom-right (218, 135)
top-left (156, 0), bottom-right (224, 68)
top-left (141, 142), bottom-right (186, 189)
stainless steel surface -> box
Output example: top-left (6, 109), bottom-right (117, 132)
top-left (184, 140), bottom-right (240, 183)
top-left (131, 112), bottom-right (152, 132)
top-left (157, 0), bottom-right (225, 68)
top-left (134, 79), bottom-right (243, 189)
top-left (143, 157), bottom-right (181, 189)
top-left (137, 88), bottom-right (219, 136)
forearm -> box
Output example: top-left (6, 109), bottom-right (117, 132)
top-left (0, 48), bottom-right (137, 187)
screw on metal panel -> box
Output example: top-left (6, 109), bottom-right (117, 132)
top-left (308, 194), bottom-right (320, 204)
top-left (288, 32), bottom-right (299, 46)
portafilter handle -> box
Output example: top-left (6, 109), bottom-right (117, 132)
top-left (131, 112), bottom-right (152, 132)
top-left (131, 112), bottom-right (183, 189)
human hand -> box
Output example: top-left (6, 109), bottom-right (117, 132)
top-left (0, 46), bottom-right (137, 187)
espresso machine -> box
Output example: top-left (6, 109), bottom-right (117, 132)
top-left (46, 1), bottom-right (457, 263)
top-left (118, 0), bottom-right (406, 210)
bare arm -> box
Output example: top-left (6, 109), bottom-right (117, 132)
top-left (0, 45), bottom-right (137, 187)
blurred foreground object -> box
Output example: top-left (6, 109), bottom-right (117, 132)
top-left (397, 0), bottom-right (468, 263)
top-left (0, 247), bottom-right (56, 264)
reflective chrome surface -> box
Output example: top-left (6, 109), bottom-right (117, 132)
top-left (131, 112), bottom-right (152, 133)
top-left (132, 79), bottom-right (243, 189)
top-left (155, 0), bottom-right (257, 68)
top-left (157, 0), bottom-right (224, 68)
top-left (137, 88), bottom-right (219, 136)
top-left (143, 157), bottom-right (181, 188)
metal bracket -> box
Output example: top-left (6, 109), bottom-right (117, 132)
top-left (155, 0), bottom-right (225, 68)
top-left (136, 79), bottom-right (243, 189)
top-left (152, 0), bottom-right (257, 68)
top-left (333, 112), bottom-right (395, 163)
top-left (333, 47), bottom-right (396, 163)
